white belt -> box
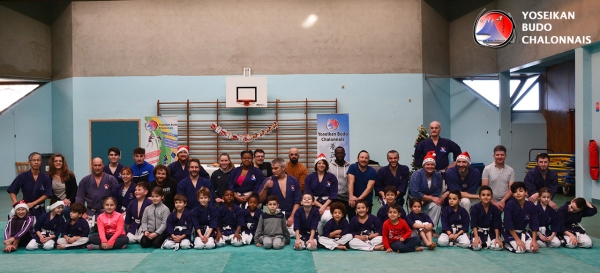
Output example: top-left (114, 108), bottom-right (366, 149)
top-left (41, 228), bottom-right (54, 236)
top-left (236, 191), bottom-right (252, 197)
top-left (33, 204), bottom-right (43, 209)
top-left (135, 219), bottom-right (141, 224)
top-left (174, 226), bottom-right (187, 231)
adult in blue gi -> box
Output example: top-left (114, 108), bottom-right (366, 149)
top-left (409, 151), bottom-right (443, 231)
top-left (103, 147), bottom-right (124, 183)
top-left (525, 153), bottom-right (559, 209)
top-left (258, 158), bottom-right (301, 236)
top-left (177, 158), bottom-right (215, 210)
top-left (168, 146), bottom-right (209, 183)
top-left (375, 150), bottom-right (409, 207)
top-left (75, 157), bottom-right (118, 220)
top-left (444, 151), bottom-right (480, 213)
top-left (413, 121), bottom-right (462, 171)
top-left (8, 152), bottom-right (52, 220)
top-left (229, 150), bottom-right (264, 206)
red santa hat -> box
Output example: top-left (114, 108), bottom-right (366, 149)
top-left (14, 200), bottom-right (29, 212)
top-left (177, 145), bottom-right (189, 154)
top-left (314, 153), bottom-right (327, 165)
top-left (422, 151), bottom-right (436, 166)
top-left (456, 151), bottom-right (471, 165)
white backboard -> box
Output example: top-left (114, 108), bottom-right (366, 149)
top-left (226, 76), bottom-right (267, 108)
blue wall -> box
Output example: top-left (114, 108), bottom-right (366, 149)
top-left (0, 83), bottom-right (53, 186)
top-left (68, 74), bottom-right (424, 179)
top-left (423, 78), bottom-right (451, 139)
top-left (449, 79), bottom-right (546, 179)
top-left (52, 78), bottom-right (74, 170)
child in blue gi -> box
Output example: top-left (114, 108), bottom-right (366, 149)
top-left (406, 198), bottom-right (436, 249)
top-left (294, 193), bottom-right (320, 251)
top-left (57, 202), bottom-right (89, 250)
top-left (26, 201), bottom-right (65, 250)
top-left (162, 194), bottom-right (193, 250)
top-left (113, 167), bottom-right (136, 213)
top-left (193, 187), bottom-right (218, 249)
top-left (348, 200), bottom-right (384, 251)
top-left (243, 194), bottom-right (262, 243)
top-left (437, 190), bottom-right (470, 248)
top-left (125, 182), bottom-right (152, 243)
top-left (558, 197), bottom-right (597, 248)
top-left (216, 189), bottom-right (248, 247)
top-left (3, 200), bottom-right (35, 253)
top-left (503, 182), bottom-right (539, 253)
top-left (536, 187), bottom-right (561, 248)
top-left (255, 195), bottom-right (290, 249)
top-left (318, 202), bottom-right (353, 250)
top-left (469, 186), bottom-right (502, 251)
top-left (377, 186), bottom-right (406, 224)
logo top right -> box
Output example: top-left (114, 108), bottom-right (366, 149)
top-left (473, 9), bottom-right (516, 48)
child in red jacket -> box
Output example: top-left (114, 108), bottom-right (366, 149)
top-left (383, 204), bottom-right (423, 253)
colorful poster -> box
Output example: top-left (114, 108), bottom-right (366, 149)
top-left (144, 116), bottom-right (178, 166)
top-left (317, 114), bottom-right (350, 163)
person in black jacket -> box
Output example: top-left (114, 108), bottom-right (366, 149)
top-left (211, 153), bottom-right (234, 207)
top-left (149, 164), bottom-right (178, 211)
top-left (48, 153), bottom-right (78, 218)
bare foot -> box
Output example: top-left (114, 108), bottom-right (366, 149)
top-left (415, 247), bottom-right (424, 251)
top-left (336, 245), bottom-right (348, 251)
top-left (57, 244), bottom-right (66, 250)
top-left (428, 243), bottom-right (437, 250)
top-left (373, 245), bottom-right (385, 251)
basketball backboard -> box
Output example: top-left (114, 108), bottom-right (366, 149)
top-left (226, 77), bottom-right (267, 108)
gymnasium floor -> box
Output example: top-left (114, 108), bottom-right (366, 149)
top-left (1, 188), bottom-right (599, 273)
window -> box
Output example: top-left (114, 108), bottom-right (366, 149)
top-left (461, 75), bottom-right (540, 111)
top-left (0, 84), bottom-right (41, 113)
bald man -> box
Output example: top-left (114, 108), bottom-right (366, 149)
top-left (413, 121), bottom-right (462, 171)
top-left (76, 157), bottom-right (118, 219)
top-left (286, 148), bottom-right (308, 192)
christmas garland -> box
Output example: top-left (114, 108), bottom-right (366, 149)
top-left (210, 122), bottom-right (278, 142)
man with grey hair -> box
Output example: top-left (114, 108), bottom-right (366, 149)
top-left (413, 121), bottom-right (462, 172)
top-left (259, 158), bottom-right (301, 235)
top-left (8, 152), bottom-right (52, 219)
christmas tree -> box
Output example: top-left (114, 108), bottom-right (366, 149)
top-left (410, 125), bottom-right (430, 176)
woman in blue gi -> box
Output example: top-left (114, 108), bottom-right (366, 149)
top-left (304, 155), bottom-right (338, 235)
top-left (229, 150), bottom-right (264, 208)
